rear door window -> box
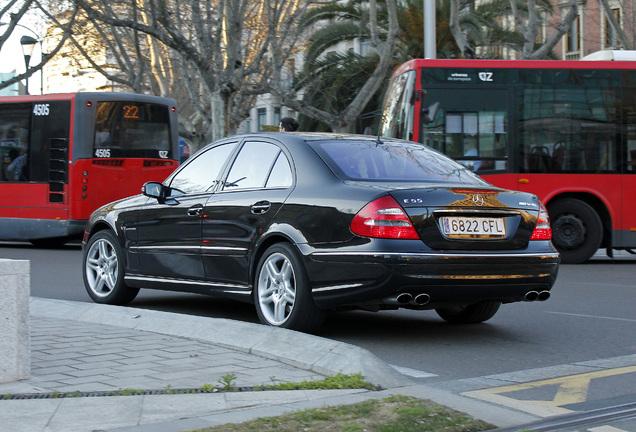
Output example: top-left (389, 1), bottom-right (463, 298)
top-left (223, 141), bottom-right (291, 190)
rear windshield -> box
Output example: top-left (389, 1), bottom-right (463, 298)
top-left (312, 139), bottom-right (488, 184)
top-left (94, 101), bottom-right (172, 159)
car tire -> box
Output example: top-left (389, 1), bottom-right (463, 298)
top-left (254, 243), bottom-right (324, 332)
top-left (547, 198), bottom-right (603, 264)
top-left (83, 230), bottom-right (139, 305)
top-left (435, 301), bottom-right (501, 324)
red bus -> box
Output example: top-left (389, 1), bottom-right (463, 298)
top-left (0, 92), bottom-right (179, 246)
top-left (380, 58), bottom-right (636, 264)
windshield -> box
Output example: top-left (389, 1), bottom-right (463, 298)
top-left (380, 70), bottom-right (416, 141)
top-left (312, 139), bottom-right (488, 185)
top-left (94, 101), bottom-right (172, 159)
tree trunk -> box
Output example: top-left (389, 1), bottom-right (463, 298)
top-left (598, 0), bottom-right (633, 50)
top-left (210, 91), bottom-right (226, 142)
top-left (449, 0), bottom-right (475, 59)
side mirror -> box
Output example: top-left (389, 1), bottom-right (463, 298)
top-left (422, 102), bottom-right (439, 124)
top-left (142, 181), bottom-right (165, 201)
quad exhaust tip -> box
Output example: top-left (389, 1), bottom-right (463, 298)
top-left (396, 293), bottom-right (412, 304)
top-left (387, 292), bottom-right (431, 306)
top-left (525, 290), bottom-right (551, 302)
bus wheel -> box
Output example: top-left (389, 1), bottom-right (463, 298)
top-left (436, 301), bottom-right (501, 324)
top-left (83, 230), bottom-right (139, 305)
top-left (548, 199), bottom-right (603, 264)
top-left (254, 243), bottom-right (324, 332)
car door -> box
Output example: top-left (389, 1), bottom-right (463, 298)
top-left (131, 141), bottom-right (238, 282)
top-left (200, 139), bottom-right (294, 293)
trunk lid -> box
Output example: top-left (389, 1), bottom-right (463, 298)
top-left (389, 187), bottom-right (542, 250)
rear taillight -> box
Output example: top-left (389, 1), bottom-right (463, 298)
top-left (351, 195), bottom-right (420, 240)
top-left (530, 202), bottom-right (552, 240)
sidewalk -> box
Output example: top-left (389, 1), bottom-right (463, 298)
top-left (0, 297), bottom-right (539, 432)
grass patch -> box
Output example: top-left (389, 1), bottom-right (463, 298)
top-left (256, 373), bottom-right (378, 391)
top-left (187, 395), bottom-right (494, 432)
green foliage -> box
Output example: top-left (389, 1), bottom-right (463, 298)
top-left (200, 383), bottom-right (217, 392)
top-left (256, 373), bottom-right (377, 391)
top-left (218, 373), bottom-right (237, 391)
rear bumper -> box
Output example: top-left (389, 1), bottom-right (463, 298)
top-left (304, 248), bottom-right (560, 309)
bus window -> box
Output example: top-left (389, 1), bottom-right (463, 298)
top-left (94, 101), bottom-right (172, 159)
top-left (419, 88), bottom-right (509, 172)
top-left (519, 73), bottom-right (620, 174)
top-left (0, 103), bottom-right (30, 182)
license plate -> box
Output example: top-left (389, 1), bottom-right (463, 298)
top-left (440, 216), bottom-right (506, 238)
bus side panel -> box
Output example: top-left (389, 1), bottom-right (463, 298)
top-left (491, 172), bottom-right (621, 228)
top-left (0, 183), bottom-right (69, 219)
top-left (478, 173), bottom-right (519, 192)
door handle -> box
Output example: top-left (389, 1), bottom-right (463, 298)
top-left (187, 204), bottom-right (203, 216)
top-left (251, 201), bottom-right (271, 214)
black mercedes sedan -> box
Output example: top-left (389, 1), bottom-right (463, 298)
top-left (82, 133), bottom-right (559, 332)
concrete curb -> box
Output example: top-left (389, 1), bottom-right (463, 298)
top-left (30, 297), bottom-right (410, 389)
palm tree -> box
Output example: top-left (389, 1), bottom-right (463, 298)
top-left (294, 0), bottom-right (388, 131)
top-left (294, 0), bottom-right (557, 132)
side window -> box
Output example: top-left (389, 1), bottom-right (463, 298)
top-left (223, 141), bottom-right (283, 190)
top-left (266, 153), bottom-right (293, 188)
top-left (0, 103), bottom-right (31, 182)
top-left (169, 142), bottom-right (237, 193)
top-left (520, 85), bottom-right (619, 174)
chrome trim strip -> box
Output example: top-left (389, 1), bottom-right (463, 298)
top-left (125, 275), bottom-right (249, 290)
top-left (201, 246), bottom-right (248, 252)
top-left (311, 251), bottom-right (560, 259)
top-left (134, 245), bottom-right (248, 253)
top-left (136, 246), bottom-right (200, 250)
top-left (312, 283), bottom-right (364, 293)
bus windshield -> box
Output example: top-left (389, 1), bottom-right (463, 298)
top-left (94, 101), bottom-right (172, 159)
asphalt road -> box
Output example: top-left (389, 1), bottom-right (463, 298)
top-left (2, 241), bottom-right (636, 430)
top-left (1, 242), bottom-right (634, 380)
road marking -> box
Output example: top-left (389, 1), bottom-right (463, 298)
top-left (390, 365), bottom-right (437, 378)
top-left (589, 427), bottom-right (631, 432)
top-left (462, 365), bottom-right (636, 418)
top-left (545, 311), bottom-right (636, 323)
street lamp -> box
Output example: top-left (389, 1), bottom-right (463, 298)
top-left (20, 35), bottom-right (38, 95)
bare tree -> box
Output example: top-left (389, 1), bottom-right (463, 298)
top-left (598, 0), bottom-right (634, 50)
top-left (64, 0), bottom-right (312, 145)
top-left (512, 0), bottom-right (578, 59)
top-left (449, 0), bottom-right (475, 58)
top-left (0, 0), bottom-right (76, 92)
top-left (449, 0), bottom-right (579, 60)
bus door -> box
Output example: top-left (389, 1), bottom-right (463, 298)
top-left (418, 86), bottom-right (517, 190)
